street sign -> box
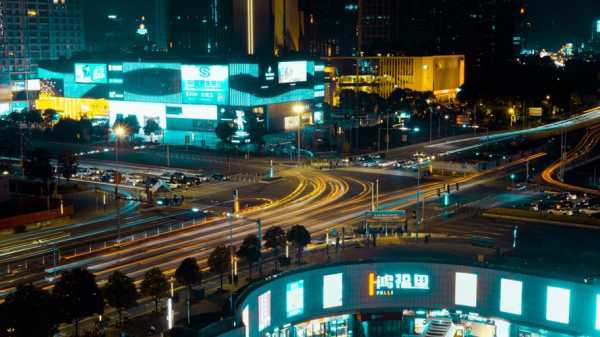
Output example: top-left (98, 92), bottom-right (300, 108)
top-left (365, 210), bottom-right (406, 217)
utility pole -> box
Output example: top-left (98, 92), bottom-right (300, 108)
top-left (375, 179), bottom-right (379, 210)
top-left (257, 219), bottom-right (262, 275)
top-left (370, 182), bottom-right (375, 211)
top-left (166, 145), bottom-right (170, 167)
top-left (559, 130), bottom-right (567, 182)
top-left (429, 108), bottom-right (433, 144)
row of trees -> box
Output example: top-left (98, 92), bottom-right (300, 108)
top-left (0, 267), bottom-right (165, 337)
top-left (1, 224), bottom-right (311, 337)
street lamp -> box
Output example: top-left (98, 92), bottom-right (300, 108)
top-left (292, 104), bottom-right (305, 163)
top-left (113, 124), bottom-right (127, 163)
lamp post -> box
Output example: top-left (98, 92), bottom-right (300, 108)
top-left (113, 125), bottom-right (126, 163)
top-left (112, 125), bottom-right (126, 247)
top-left (293, 104), bottom-right (305, 163)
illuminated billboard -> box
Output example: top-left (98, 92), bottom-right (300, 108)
top-left (242, 305), bottom-right (249, 337)
top-left (75, 63), bottom-right (108, 84)
top-left (258, 291), bottom-right (271, 331)
top-left (278, 61), bottom-right (307, 84)
top-left (181, 65), bottom-right (229, 104)
top-left (455, 272), bottom-right (477, 307)
top-left (286, 280), bottom-right (304, 317)
top-left (323, 273), bottom-right (343, 309)
top-left (500, 278), bottom-right (522, 315)
top-left (546, 286), bottom-right (570, 324)
top-left (368, 272), bottom-right (429, 296)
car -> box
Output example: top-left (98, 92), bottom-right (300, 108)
top-left (507, 183), bottom-right (527, 191)
top-left (547, 209), bottom-right (573, 216)
top-left (579, 208), bottom-right (600, 215)
top-left (212, 173), bottom-right (230, 181)
top-left (377, 160), bottom-right (397, 168)
top-left (362, 161), bottom-right (377, 167)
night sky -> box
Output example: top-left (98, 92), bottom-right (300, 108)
top-left (526, 0), bottom-right (600, 49)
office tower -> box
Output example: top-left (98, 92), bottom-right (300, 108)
top-left (232, 0), bottom-right (303, 56)
top-left (0, 0), bottom-right (85, 75)
top-left (303, 0), bottom-right (358, 57)
top-left (168, 0), bottom-right (232, 55)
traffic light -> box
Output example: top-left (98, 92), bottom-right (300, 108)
top-left (437, 189), bottom-right (441, 197)
top-left (455, 183), bottom-right (459, 191)
top-left (412, 210), bottom-right (417, 218)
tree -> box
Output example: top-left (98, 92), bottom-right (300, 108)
top-left (24, 109), bottom-right (43, 128)
top-left (103, 271), bottom-right (138, 325)
top-left (58, 150), bottom-right (78, 181)
top-left (175, 257), bottom-right (202, 325)
top-left (140, 267), bottom-right (169, 313)
top-left (208, 245), bottom-right (230, 290)
top-left (1, 284), bottom-right (60, 337)
top-left (264, 226), bottom-right (286, 271)
top-left (53, 268), bottom-right (104, 337)
top-left (23, 148), bottom-right (53, 200)
top-left (237, 235), bottom-right (261, 280)
top-left (215, 122), bottom-right (235, 145)
top-left (42, 109), bottom-right (58, 127)
top-left (143, 119), bottom-right (162, 139)
top-left (286, 225), bottom-right (311, 264)
top-left (123, 115), bottom-right (140, 140)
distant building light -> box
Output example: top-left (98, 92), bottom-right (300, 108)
top-left (27, 9), bottom-right (38, 17)
top-left (108, 14), bottom-right (118, 20)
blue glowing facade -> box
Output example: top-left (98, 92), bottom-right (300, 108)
top-left (35, 58), bottom-right (325, 147)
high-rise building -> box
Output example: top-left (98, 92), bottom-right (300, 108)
top-left (168, 0), bottom-right (232, 55)
top-left (232, 0), bottom-right (303, 56)
top-left (0, 0), bottom-right (85, 75)
top-left (302, 0), bottom-right (358, 57)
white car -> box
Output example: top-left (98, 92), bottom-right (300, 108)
top-left (547, 209), bottom-right (573, 216)
top-left (579, 208), bottom-right (600, 215)
top-left (377, 160), bottom-right (397, 168)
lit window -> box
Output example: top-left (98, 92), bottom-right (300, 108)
top-left (455, 272), bottom-right (477, 307)
top-left (500, 279), bottom-right (522, 315)
top-left (546, 286), bottom-right (570, 324)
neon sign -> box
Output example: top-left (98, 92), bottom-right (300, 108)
top-left (368, 272), bottom-right (429, 296)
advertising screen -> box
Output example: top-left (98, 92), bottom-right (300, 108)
top-left (323, 273), bottom-right (343, 309)
top-left (242, 306), bottom-right (249, 337)
top-left (181, 65), bottom-right (229, 104)
top-left (278, 61), bottom-right (307, 84)
top-left (286, 280), bottom-right (304, 317)
top-left (500, 279), bottom-right (522, 315)
top-left (258, 291), bottom-right (271, 331)
top-left (75, 63), bottom-right (108, 84)
top-left (546, 286), bottom-right (570, 324)
top-left (455, 272), bottom-right (477, 307)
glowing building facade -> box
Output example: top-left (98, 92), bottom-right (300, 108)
top-left (324, 55), bottom-right (465, 105)
top-left (35, 57), bottom-right (324, 147)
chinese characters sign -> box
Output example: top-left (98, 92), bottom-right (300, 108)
top-left (368, 272), bottom-right (429, 296)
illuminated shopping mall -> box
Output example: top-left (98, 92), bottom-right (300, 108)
top-left (205, 260), bottom-right (600, 337)
top-left (29, 57), bottom-right (325, 147)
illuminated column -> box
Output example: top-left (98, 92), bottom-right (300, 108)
top-left (166, 298), bottom-right (174, 329)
